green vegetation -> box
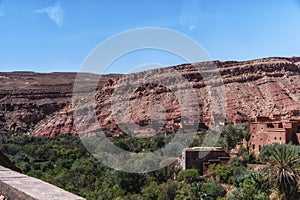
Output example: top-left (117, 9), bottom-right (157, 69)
top-left (177, 169), bottom-right (200, 183)
top-left (216, 123), bottom-right (248, 153)
top-left (1, 124), bottom-right (300, 199)
top-left (260, 143), bottom-right (300, 200)
top-left (0, 135), bottom-right (227, 199)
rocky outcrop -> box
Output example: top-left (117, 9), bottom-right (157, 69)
top-left (0, 72), bottom-right (120, 136)
top-left (0, 72), bottom-right (73, 135)
top-left (1, 57), bottom-right (300, 137)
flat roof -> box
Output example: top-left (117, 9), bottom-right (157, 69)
top-left (183, 147), bottom-right (223, 151)
top-left (265, 128), bottom-right (287, 132)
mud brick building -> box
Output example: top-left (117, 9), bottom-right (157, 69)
top-left (181, 147), bottom-right (230, 175)
top-left (249, 114), bottom-right (300, 156)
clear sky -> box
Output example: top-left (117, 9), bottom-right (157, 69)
top-left (1, 0), bottom-right (300, 74)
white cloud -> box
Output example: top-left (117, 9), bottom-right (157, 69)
top-left (35, 2), bottom-right (64, 27)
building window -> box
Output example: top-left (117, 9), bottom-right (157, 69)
top-left (279, 137), bottom-right (282, 140)
top-left (275, 137), bottom-right (277, 140)
top-left (259, 145), bottom-right (262, 151)
top-left (267, 123), bottom-right (274, 128)
top-left (252, 144), bottom-right (255, 150)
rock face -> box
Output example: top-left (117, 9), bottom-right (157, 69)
top-left (1, 57), bottom-right (300, 137)
top-left (0, 72), bottom-right (120, 136)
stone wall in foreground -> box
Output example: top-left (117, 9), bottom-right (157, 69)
top-left (0, 166), bottom-right (85, 200)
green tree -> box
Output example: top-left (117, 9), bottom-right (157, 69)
top-left (177, 169), bottom-right (199, 184)
top-left (175, 183), bottom-right (195, 200)
top-left (142, 181), bottom-right (159, 200)
top-left (243, 132), bottom-right (251, 154)
top-left (230, 184), bottom-right (270, 200)
top-left (200, 180), bottom-right (227, 199)
top-left (217, 124), bottom-right (245, 152)
top-left (157, 180), bottom-right (179, 200)
top-left (229, 170), bottom-right (270, 200)
top-left (208, 163), bottom-right (233, 183)
top-left (115, 171), bottom-right (146, 194)
top-left (260, 143), bottom-right (300, 200)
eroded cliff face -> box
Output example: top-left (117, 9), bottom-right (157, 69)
top-left (1, 57), bottom-right (300, 137)
top-left (0, 72), bottom-right (120, 136)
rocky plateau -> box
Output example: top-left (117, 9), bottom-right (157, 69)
top-left (1, 56), bottom-right (300, 137)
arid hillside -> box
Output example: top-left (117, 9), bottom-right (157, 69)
top-left (1, 57), bottom-right (300, 137)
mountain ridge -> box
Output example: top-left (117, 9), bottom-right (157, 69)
top-left (1, 56), bottom-right (300, 137)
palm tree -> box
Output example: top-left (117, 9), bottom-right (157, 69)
top-left (260, 143), bottom-right (300, 200)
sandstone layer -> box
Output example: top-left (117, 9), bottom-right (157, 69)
top-left (1, 57), bottom-right (300, 137)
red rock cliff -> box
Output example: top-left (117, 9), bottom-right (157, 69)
top-left (1, 57), bottom-right (300, 137)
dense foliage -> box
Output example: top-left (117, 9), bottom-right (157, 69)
top-left (0, 135), bottom-right (227, 199)
top-left (260, 143), bottom-right (300, 200)
top-left (2, 124), bottom-right (299, 199)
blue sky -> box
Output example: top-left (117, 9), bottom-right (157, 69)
top-left (1, 0), bottom-right (300, 73)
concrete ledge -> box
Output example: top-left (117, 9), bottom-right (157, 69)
top-left (0, 166), bottom-right (86, 200)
